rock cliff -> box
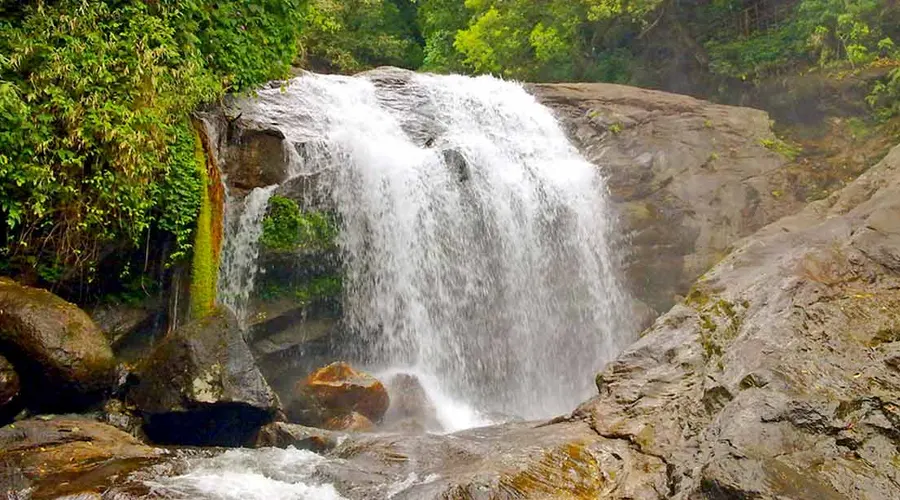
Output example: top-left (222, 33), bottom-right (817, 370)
top-left (531, 82), bottom-right (805, 318)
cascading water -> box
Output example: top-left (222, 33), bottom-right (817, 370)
top-left (229, 69), bottom-right (632, 422)
top-left (217, 184), bottom-right (277, 325)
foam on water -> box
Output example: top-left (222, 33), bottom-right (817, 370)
top-left (145, 447), bottom-right (344, 500)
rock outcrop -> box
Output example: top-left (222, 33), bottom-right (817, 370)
top-left (0, 278), bottom-right (116, 411)
top-left (0, 417), bottom-right (161, 498)
top-left (571, 142), bottom-right (900, 498)
top-left (128, 309), bottom-right (280, 446)
top-left (531, 83), bottom-right (805, 319)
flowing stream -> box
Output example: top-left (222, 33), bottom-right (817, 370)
top-left (164, 69), bottom-right (632, 499)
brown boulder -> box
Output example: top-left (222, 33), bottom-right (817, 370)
top-left (0, 278), bottom-right (115, 411)
top-left (292, 362), bottom-right (389, 424)
top-left (0, 417), bottom-right (161, 498)
top-left (324, 411), bottom-right (375, 432)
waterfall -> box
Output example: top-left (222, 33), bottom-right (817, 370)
top-left (217, 185), bottom-right (277, 325)
top-left (231, 70), bottom-right (632, 420)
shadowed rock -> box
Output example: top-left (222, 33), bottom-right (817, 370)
top-left (382, 372), bottom-right (442, 433)
top-left (128, 309), bottom-right (280, 446)
top-left (324, 411), bottom-right (375, 432)
top-left (251, 421), bottom-right (346, 453)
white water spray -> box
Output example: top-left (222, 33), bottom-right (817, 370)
top-left (217, 185), bottom-right (277, 324)
top-left (231, 69), bottom-right (632, 421)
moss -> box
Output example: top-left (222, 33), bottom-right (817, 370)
top-left (694, 296), bottom-right (747, 361)
top-left (759, 136), bottom-right (802, 161)
top-left (189, 130), bottom-right (217, 320)
top-left (260, 196), bottom-right (338, 252)
top-left (685, 286), bottom-right (711, 308)
top-left (868, 327), bottom-right (900, 347)
top-left (498, 441), bottom-right (605, 497)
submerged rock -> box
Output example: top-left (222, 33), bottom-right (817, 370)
top-left (0, 278), bottom-right (115, 412)
top-left (0, 417), bottom-right (161, 498)
top-left (128, 309), bottom-right (280, 446)
top-left (252, 421), bottom-right (345, 452)
top-left (290, 362), bottom-right (389, 426)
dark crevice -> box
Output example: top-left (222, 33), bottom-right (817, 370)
top-left (142, 404), bottom-right (273, 447)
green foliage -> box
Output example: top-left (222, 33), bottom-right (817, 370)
top-left (418, 0), bottom-right (469, 72)
top-left (706, 26), bottom-right (806, 81)
top-left (703, 0), bottom-right (899, 82)
top-left (260, 195), bottom-right (338, 252)
top-left (295, 275), bottom-right (342, 304)
top-left (759, 137), bottom-right (802, 161)
top-left (867, 67), bottom-right (900, 121)
top-left (189, 130), bottom-right (217, 319)
top-left (302, 0), bottom-right (423, 73)
top-left (454, 0), bottom-right (588, 80)
top-left (163, 0), bottom-right (306, 91)
top-left (0, 0), bottom-right (305, 285)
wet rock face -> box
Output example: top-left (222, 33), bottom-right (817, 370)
top-left (0, 417), bottom-right (161, 498)
top-left (0, 278), bottom-right (115, 412)
top-left (575, 144), bottom-right (900, 498)
top-left (315, 420), bottom-right (668, 499)
top-left (289, 362), bottom-right (389, 427)
top-left (128, 309), bottom-right (280, 446)
top-left (382, 372), bottom-right (442, 433)
top-left (530, 83), bottom-right (804, 320)
top-left (324, 411), bottom-right (375, 432)
top-left (88, 297), bottom-right (167, 364)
